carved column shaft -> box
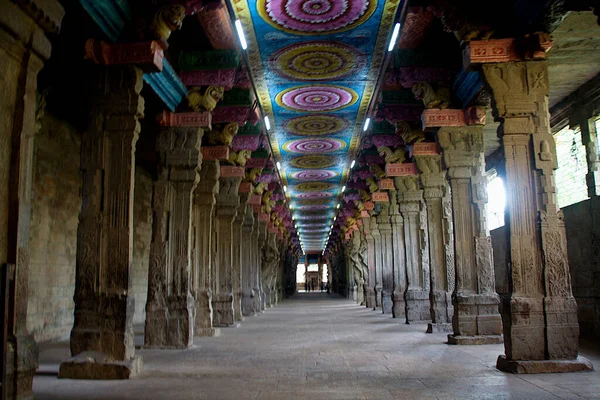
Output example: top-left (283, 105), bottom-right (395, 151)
top-left (576, 115), bottom-right (600, 197)
top-left (212, 176), bottom-right (241, 327)
top-left (482, 60), bottom-right (590, 371)
top-left (232, 194), bottom-right (249, 321)
top-left (437, 126), bottom-right (502, 344)
top-left (144, 126), bottom-right (201, 348)
top-left (389, 191), bottom-right (407, 320)
top-left (363, 218), bottom-right (377, 309)
top-left (396, 176), bottom-right (431, 323)
top-left (192, 160), bottom-right (219, 336)
top-left (241, 205), bottom-right (255, 316)
top-left (415, 154), bottom-right (454, 332)
top-left (60, 66), bottom-right (144, 379)
top-left (257, 220), bottom-right (267, 311)
top-left (377, 204), bottom-right (394, 314)
top-left (369, 216), bottom-right (383, 309)
top-left (1, 1), bottom-right (64, 395)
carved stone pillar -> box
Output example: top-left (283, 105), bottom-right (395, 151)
top-left (377, 204), bottom-right (394, 314)
top-left (192, 160), bottom-right (220, 336)
top-left (350, 232), bottom-right (365, 305)
top-left (257, 220), bottom-right (267, 311)
top-left (59, 66), bottom-right (144, 379)
top-left (389, 190), bottom-right (407, 320)
top-left (575, 114), bottom-right (600, 197)
top-left (363, 218), bottom-right (377, 309)
top-left (241, 204), bottom-right (255, 317)
top-left (482, 61), bottom-right (592, 372)
top-left (395, 176), bottom-right (431, 323)
top-left (437, 126), bottom-right (503, 345)
top-left (212, 176), bottom-right (241, 326)
top-left (232, 195), bottom-right (248, 322)
top-left (415, 154), bottom-right (455, 333)
top-left (254, 221), bottom-right (265, 312)
top-left (370, 216), bottom-right (383, 309)
top-left (0, 1), bottom-right (64, 395)
top-left (345, 240), bottom-right (356, 300)
top-left (262, 231), bottom-right (279, 307)
top-left (144, 127), bottom-right (201, 348)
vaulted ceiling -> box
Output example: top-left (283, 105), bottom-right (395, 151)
top-left (231, 0), bottom-right (403, 253)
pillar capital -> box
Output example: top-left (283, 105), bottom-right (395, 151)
top-left (437, 125), bottom-right (485, 178)
top-left (414, 154), bottom-right (446, 191)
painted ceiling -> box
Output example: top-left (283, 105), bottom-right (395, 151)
top-left (231, 0), bottom-right (402, 252)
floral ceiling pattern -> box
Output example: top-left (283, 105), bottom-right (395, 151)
top-left (232, 0), bottom-right (401, 252)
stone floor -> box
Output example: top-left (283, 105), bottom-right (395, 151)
top-left (35, 293), bottom-right (600, 399)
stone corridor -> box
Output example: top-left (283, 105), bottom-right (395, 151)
top-left (34, 293), bottom-right (600, 400)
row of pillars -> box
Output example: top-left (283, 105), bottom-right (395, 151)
top-left (0, 3), bottom-right (297, 394)
top-left (332, 60), bottom-right (594, 373)
top-left (56, 65), bottom-right (296, 380)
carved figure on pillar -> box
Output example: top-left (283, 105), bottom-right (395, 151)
top-left (482, 60), bottom-right (593, 372)
top-left (350, 232), bottom-right (365, 305)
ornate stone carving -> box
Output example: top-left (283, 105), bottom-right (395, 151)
top-left (150, 4), bottom-right (185, 42)
top-left (412, 82), bottom-right (451, 109)
top-left (187, 86), bottom-right (225, 112)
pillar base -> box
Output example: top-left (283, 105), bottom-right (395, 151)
top-left (195, 328), bottom-right (220, 337)
top-left (194, 289), bottom-right (215, 334)
top-left (392, 295), bottom-right (406, 320)
top-left (448, 334), bottom-right (503, 345)
top-left (496, 355), bottom-right (594, 374)
top-left (144, 295), bottom-right (194, 349)
top-left (212, 292), bottom-right (235, 327)
top-left (365, 288), bottom-right (377, 309)
top-left (58, 353), bottom-right (143, 379)
top-left (381, 290), bottom-right (393, 314)
top-left (405, 290), bottom-right (431, 323)
top-left (241, 290), bottom-right (255, 317)
top-left (426, 323), bottom-right (453, 333)
top-left (6, 334), bottom-right (38, 400)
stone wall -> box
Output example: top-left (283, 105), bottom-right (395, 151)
top-left (491, 201), bottom-right (600, 339)
top-left (27, 113), bottom-right (80, 343)
top-left (132, 167), bottom-right (153, 325)
top-left (562, 197), bottom-right (600, 339)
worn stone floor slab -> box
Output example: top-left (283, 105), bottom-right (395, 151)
top-left (34, 293), bottom-right (600, 399)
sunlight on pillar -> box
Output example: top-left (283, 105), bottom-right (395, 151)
top-left (487, 175), bottom-right (506, 231)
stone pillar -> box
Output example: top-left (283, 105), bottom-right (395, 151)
top-left (482, 60), bottom-right (592, 372)
top-left (389, 190), bottom-right (407, 320)
top-left (370, 217), bottom-right (383, 309)
top-left (212, 176), bottom-right (241, 326)
top-left (345, 240), bottom-right (356, 300)
top-left (377, 204), bottom-right (394, 314)
top-left (144, 127), bottom-right (201, 348)
top-left (59, 66), bottom-right (144, 379)
top-left (363, 218), bottom-right (377, 309)
top-left (253, 221), bottom-right (265, 312)
top-left (437, 126), bottom-right (503, 344)
top-left (241, 204), bottom-right (255, 317)
top-left (262, 231), bottom-right (279, 307)
top-left (257, 220), bottom-right (267, 311)
top-left (0, 1), bottom-right (64, 395)
top-left (232, 194), bottom-right (248, 322)
top-left (576, 114), bottom-right (600, 198)
top-left (192, 160), bottom-right (220, 336)
top-left (350, 232), bottom-right (365, 305)
top-left (395, 176), bottom-right (431, 323)
top-left (414, 154), bottom-right (455, 333)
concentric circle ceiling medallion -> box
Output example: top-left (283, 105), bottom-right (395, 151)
top-left (295, 182), bottom-right (335, 192)
top-left (282, 115), bottom-right (349, 136)
top-left (296, 214), bottom-right (329, 219)
top-left (259, 0), bottom-right (377, 35)
top-left (283, 138), bottom-right (346, 153)
top-left (289, 170), bottom-right (338, 181)
top-left (276, 85), bottom-right (358, 112)
top-left (297, 205), bottom-right (330, 211)
top-left (295, 198), bottom-right (331, 205)
top-left (270, 41), bottom-right (363, 81)
top-left (290, 155), bottom-right (336, 169)
top-left (296, 192), bottom-right (334, 199)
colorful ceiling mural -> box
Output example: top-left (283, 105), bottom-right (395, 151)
top-left (232, 0), bottom-right (402, 252)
